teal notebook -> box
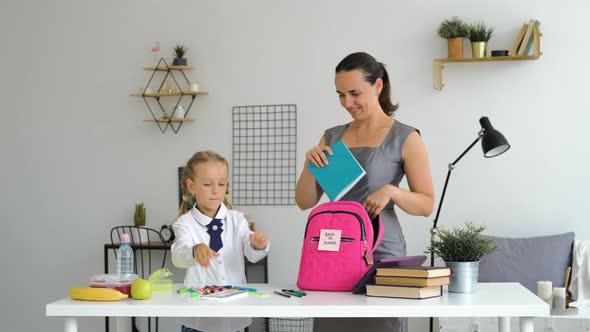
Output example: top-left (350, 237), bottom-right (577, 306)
top-left (307, 139), bottom-right (366, 201)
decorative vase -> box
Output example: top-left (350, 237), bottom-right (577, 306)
top-left (174, 106), bottom-right (185, 119)
top-left (471, 42), bottom-right (488, 58)
top-left (447, 37), bottom-right (464, 59)
top-left (172, 58), bottom-right (187, 66)
top-left (445, 261), bottom-right (479, 293)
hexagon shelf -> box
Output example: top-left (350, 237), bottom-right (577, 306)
top-left (131, 58), bottom-right (208, 133)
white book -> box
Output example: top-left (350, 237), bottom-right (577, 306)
top-left (199, 289), bottom-right (248, 301)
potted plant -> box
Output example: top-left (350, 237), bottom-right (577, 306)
top-left (134, 202), bottom-right (146, 226)
top-left (437, 17), bottom-right (469, 59)
top-left (426, 221), bottom-right (497, 293)
top-left (467, 23), bottom-right (494, 58)
top-left (172, 44), bottom-right (188, 66)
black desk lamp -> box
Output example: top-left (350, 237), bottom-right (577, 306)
top-left (430, 116), bottom-right (510, 267)
top-left (428, 116), bottom-right (510, 332)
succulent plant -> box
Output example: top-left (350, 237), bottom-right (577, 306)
top-left (467, 23), bottom-right (495, 42)
top-left (173, 44), bottom-right (188, 59)
top-left (134, 202), bottom-right (146, 226)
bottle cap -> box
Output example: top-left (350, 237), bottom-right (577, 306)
top-left (120, 233), bottom-right (130, 243)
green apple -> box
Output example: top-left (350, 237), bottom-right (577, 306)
top-left (131, 278), bottom-right (152, 300)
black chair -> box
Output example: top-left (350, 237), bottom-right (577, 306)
top-left (110, 226), bottom-right (169, 332)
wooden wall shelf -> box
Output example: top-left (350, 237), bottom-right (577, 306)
top-left (144, 118), bottom-right (194, 123)
top-left (130, 91), bottom-right (208, 97)
top-left (432, 28), bottom-right (541, 90)
top-left (143, 65), bottom-right (193, 71)
top-left (132, 58), bottom-right (207, 133)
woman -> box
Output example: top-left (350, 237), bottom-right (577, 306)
top-left (295, 52), bottom-right (435, 332)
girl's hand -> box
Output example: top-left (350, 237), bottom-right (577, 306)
top-left (193, 243), bottom-right (220, 267)
top-left (249, 231), bottom-right (268, 250)
top-left (305, 145), bottom-right (333, 167)
top-left (363, 185), bottom-right (394, 218)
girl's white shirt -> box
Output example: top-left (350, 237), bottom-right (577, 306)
top-left (172, 203), bottom-right (270, 287)
top-left (171, 203), bottom-right (270, 332)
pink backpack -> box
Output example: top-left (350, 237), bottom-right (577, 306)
top-left (297, 201), bottom-right (384, 292)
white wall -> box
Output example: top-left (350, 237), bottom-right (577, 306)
top-left (2, 0), bottom-right (590, 331)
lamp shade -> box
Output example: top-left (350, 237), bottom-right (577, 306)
top-left (479, 116), bottom-right (510, 158)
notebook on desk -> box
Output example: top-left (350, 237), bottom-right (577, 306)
top-left (352, 255), bottom-right (427, 294)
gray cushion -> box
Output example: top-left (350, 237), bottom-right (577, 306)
top-left (479, 232), bottom-right (574, 293)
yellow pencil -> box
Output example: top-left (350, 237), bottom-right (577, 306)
top-left (564, 266), bottom-right (572, 288)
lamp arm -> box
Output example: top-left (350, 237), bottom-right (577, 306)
top-left (451, 129), bottom-right (484, 166)
top-left (430, 130), bottom-right (484, 267)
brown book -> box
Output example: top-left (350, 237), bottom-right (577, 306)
top-left (376, 266), bottom-right (451, 278)
top-left (375, 275), bottom-right (450, 287)
top-left (366, 284), bottom-right (442, 299)
top-left (517, 19), bottom-right (536, 56)
top-left (508, 23), bottom-right (528, 56)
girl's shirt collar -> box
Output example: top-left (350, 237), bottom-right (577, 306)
top-left (190, 203), bottom-right (228, 226)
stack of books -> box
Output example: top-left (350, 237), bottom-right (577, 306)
top-left (366, 266), bottom-right (451, 299)
top-left (508, 19), bottom-right (541, 56)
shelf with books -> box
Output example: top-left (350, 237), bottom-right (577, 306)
top-left (432, 26), bottom-right (542, 90)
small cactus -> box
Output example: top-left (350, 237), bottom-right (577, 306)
top-left (134, 203), bottom-right (146, 226)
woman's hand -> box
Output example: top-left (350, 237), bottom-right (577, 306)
top-left (249, 231), bottom-right (268, 250)
top-left (363, 185), bottom-right (394, 218)
top-left (193, 243), bottom-right (220, 267)
top-left (305, 145), bottom-right (333, 167)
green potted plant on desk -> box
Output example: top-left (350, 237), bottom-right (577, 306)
top-left (134, 202), bottom-right (146, 226)
top-left (467, 23), bottom-right (494, 58)
top-left (426, 221), bottom-right (497, 293)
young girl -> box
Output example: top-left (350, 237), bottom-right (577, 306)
top-left (171, 151), bottom-right (270, 332)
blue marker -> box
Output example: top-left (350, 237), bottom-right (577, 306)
top-left (233, 286), bottom-right (258, 292)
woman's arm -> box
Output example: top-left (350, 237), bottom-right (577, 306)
top-left (295, 136), bottom-right (328, 210)
top-left (393, 131), bottom-right (435, 217)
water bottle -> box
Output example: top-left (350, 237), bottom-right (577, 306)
top-left (117, 233), bottom-right (134, 275)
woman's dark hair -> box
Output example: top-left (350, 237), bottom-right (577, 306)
top-left (335, 52), bottom-right (399, 116)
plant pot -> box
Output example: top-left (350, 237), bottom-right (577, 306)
top-left (445, 261), bottom-right (479, 293)
top-left (447, 37), bottom-right (464, 59)
top-left (471, 41), bottom-right (488, 58)
top-left (172, 58), bottom-right (187, 66)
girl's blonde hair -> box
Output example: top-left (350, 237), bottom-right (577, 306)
top-left (176, 151), bottom-right (232, 220)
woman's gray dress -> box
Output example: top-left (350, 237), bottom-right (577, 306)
top-left (314, 120), bottom-right (417, 332)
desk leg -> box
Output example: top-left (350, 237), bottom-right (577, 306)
top-left (519, 317), bottom-right (534, 332)
top-left (104, 245), bottom-right (110, 332)
top-left (65, 317), bottom-right (78, 332)
top-left (498, 317), bottom-right (510, 332)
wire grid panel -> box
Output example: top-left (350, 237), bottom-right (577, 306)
top-left (268, 318), bottom-right (314, 332)
top-left (232, 104), bottom-right (297, 206)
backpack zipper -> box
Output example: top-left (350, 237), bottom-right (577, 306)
top-left (309, 236), bottom-right (354, 246)
top-left (305, 210), bottom-right (366, 241)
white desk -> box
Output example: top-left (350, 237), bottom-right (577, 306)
top-left (46, 282), bottom-right (548, 332)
